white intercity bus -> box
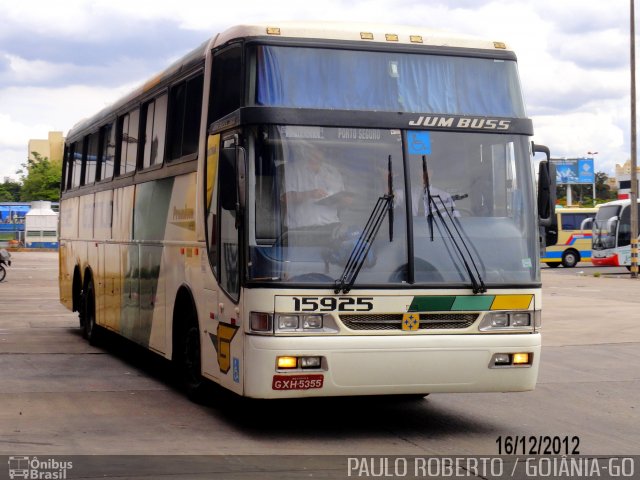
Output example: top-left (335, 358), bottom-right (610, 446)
top-left (591, 198), bottom-right (640, 269)
top-left (59, 22), bottom-right (555, 399)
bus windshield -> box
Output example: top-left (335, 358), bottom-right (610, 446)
top-left (593, 205), bottom-right (621, 250)
top-left (254, 46), bottom-right (526, 117)
top-left (247, 125), bottom-right (538, 287)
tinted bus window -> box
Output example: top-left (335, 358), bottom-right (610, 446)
top-left (142, 94), bottom-right (168, 169)
top-left (168, 74), bottom-right (203, 161)
top-left (119, 109), bottom-right (140, 175)
top-left (560, 212), bottom-right (592, 230)
top-left (100, 123), bottom-right (116, 180)
top-left (71, 141), bottom-right (84, 188)
top-left (85, 132), bottom-right (99, 185)
top-left (210, 46), bottom-right (242, 120)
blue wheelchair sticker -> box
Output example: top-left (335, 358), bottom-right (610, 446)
top-left (407, 131), bottom-right (432, 155)
top-left (233, 357), bottom-right (240, 383)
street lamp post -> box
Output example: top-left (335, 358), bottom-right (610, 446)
top-left (631, 0), bottom-right (638, 278)
top-left (587, 152), bottom-right (598, 204)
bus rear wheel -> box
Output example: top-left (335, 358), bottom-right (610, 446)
top-left (546, 262), bottom-right (561, 268)
top-left (561, 250), bottom-right (579, 268)
top-left (82, 277), bottom-right (103, 346)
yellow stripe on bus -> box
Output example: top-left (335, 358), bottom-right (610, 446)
top-left (490, 295), bottom-right (533, 310)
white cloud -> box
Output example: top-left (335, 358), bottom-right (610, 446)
top-left (0, 83), bottom-right (134, 178)
top-left (534, 111), bottom-right (626, 174)
top-left (0, 0), bottom-right (634, 183)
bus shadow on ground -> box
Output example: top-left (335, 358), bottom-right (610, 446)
top-left (84, 327), bottom-right (501, 440)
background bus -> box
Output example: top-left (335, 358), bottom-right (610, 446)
top-left (59, 22), bottom-right (554, 400)
top-left (540, 206), bottom-right (597, 268)
top-left (592, 199), bottom-right (640, 269)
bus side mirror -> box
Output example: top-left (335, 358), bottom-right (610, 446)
top-left (607, 216), bottom-right (619, 234)
top-left (534, 143), bottom-right (556, 227)
top-left (219, 147), bottom-right (237, 212)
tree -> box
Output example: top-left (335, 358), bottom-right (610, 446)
top-left (595, 171), bottom-right (616, 201)
top-left (0, 178), bottom-right (22, 201)
top-left (18, 152), bottom-right (62, 202)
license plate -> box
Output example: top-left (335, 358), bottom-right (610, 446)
top-left (272, 374), bottom-right (324, 391)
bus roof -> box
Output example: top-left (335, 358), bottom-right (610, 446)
top-left (556, 206), bottom-right (598, 213)
top-left (214, 22), bottom-right (511, 51)
top-left (596, 199), bottom-right (640, 207)
top-left (66, 22), bottom-right (512, 140)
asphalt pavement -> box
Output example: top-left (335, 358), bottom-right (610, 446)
top-left (0, 252), bottom-right (638, 476)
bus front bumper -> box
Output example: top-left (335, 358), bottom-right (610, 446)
top-left (591, 254), bottom-right (619, 266)
top-left (243, 333), bottom-right (541, 399)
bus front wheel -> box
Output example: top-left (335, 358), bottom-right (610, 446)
top-left (173, 296), bottom-right (208, 403)
top-left (546, 262), bottom-right (561, 268)
top-left (561, 250), bottom-right (580, 268)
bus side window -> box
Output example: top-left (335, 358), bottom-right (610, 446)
top-left (117, 110), bottom-right (140, 175)
top-left (167, 74), bottom-right (203, 162)
top-left (71, 140), bottom-right (84, 188)
top-left (141, 94), bottom-right (168, 169)
top-left (99, 123), bottom-right (116, 180)
top-left (85, 132), bottom-right (99, 185)
top-left (209, 45), bottom-right (243, 122)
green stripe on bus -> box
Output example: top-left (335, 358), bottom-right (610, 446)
top-left (408, 296), bottom-right (456, 312)
top-left (451, 296), bottom-right (495, 311)
top-left (409, 295), bottom-right (496, 312)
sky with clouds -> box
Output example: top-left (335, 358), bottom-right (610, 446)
top-left (0, 0), bottom-right (634, 179)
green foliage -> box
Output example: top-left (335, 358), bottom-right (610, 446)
top-left (555, 171), bottom-right (617, 207)
top-left (18, 152), bottom-right (61, 202)
top-left (0, 178), bottom-right (21, 201)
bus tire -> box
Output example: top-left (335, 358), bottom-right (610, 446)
top-left (561, 250), bottom-right (579, 268)
top-left (546, 262), bottom-right (561, 268)
top-left (173, 291), bottom-right (208, 403)
top-left (73, 267), bottom-right (84, 328)
top-left (82, 276), bottom-right (104, 346)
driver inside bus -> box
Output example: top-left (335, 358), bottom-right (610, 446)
top-left (281, 145), bottom-right (351, 230)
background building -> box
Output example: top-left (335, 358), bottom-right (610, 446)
top-left (27, 131), bottom-right (64, 162)
top-left (615, 160), bottom-right (640, 199)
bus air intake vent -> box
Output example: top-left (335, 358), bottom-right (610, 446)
top-left (339, 313), bottom-right (478, 331)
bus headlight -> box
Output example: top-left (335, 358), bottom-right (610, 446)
top-left (303, 315), bottom-right (323, 329)
top-left (278, 315), bottom-right (300, 330)
top-left (273, 314), bottom-right (338, 334)
top-left (479, 311), bottom-right (535, 331)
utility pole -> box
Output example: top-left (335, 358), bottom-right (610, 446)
top-left (631, 0), bottom-right (639, 277)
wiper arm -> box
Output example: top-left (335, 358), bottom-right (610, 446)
top-left (421, 155), bottom-right (486, 294)
top-left (422, 156), bottom-right (434, 241)
top-left (335, 156), bottom-right (395, 294)
top-left (387, 155), bottom-right (394, 242)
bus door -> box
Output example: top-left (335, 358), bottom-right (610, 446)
top-left (202, 131), bottom-right (244, 394)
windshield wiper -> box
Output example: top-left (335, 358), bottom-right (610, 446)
top-left (421, 155), bottom-right (486, 294)
top-left (335, 155), bottom-right (394, 294)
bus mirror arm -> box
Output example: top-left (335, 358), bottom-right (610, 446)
top-left (580, 216), bottom-right (595, 232)
top-left (236, 146), bottom-right (247, 211)
top-left (534, 142), bottom-right (556, 227)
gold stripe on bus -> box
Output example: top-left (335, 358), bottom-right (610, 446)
top-left (490, 294), bottom-right (533, 310)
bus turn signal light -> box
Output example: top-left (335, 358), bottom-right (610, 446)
top-left (277, 356), bottom-right (298, 369)
top-left (512, 353), bottom-right (530, 365)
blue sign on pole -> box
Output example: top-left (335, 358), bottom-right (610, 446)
top-left (555, 158), bottom-right (595, 184)
top-left (578, 158), bottom-right (595, 183)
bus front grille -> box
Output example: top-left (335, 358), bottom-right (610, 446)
top-left (339, 313), bottom-right (479, 331)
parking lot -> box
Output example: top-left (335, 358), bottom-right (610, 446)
top-left (0, 252), bottom-right (638, 473)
